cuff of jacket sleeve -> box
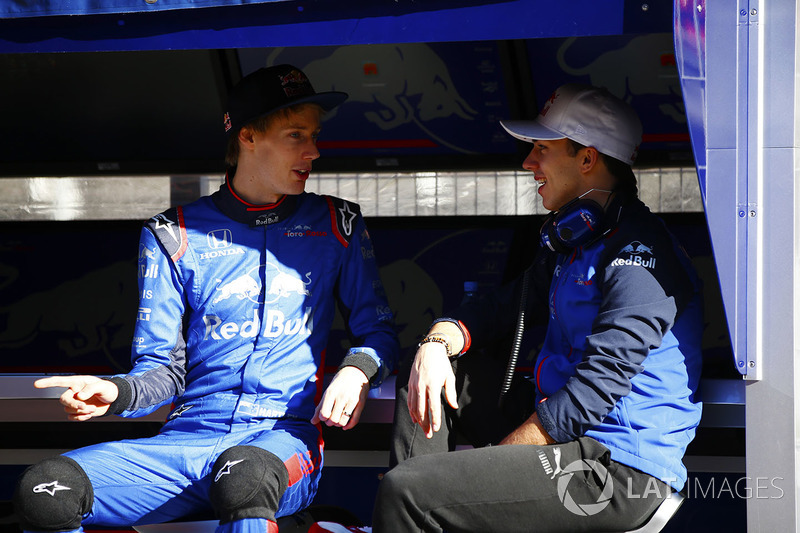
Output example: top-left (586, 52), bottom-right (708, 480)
top-left (339, 352), bottom-right (380, 386)
top-left (535, 400), bottom-right (565, 443)
top-left (104, 376), bottom-right (132, 416)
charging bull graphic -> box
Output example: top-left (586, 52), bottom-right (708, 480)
top-left (267, 43), bottom-right (479, 153)
top-left (213, 273), bottom-right (261, 304)
top-left (557, 34), bottom-right (686, 123)
top-left (213, 263), bottom-right (313, 306)
top-left (268, 271), bottom-right (312, 300)
top-left (620, 241), bottom-right (654, 255)
top-left (0, 260), bottom-right (137, 370)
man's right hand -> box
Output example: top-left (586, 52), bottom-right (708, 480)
top-left (35, 375), bottom-right (119, 421)
top-left (407, 341), bottom-right (459, 439)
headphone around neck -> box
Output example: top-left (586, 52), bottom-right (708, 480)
top-left (540, 189), bottom-right (623, 254)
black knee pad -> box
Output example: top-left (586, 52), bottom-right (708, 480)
top-left (13, 455), bottom-right (93, 532)
top-left (209, 445), bottom-right (289, 524)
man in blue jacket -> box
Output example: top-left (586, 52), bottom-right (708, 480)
top-left (13, 64), bottom-right (399, 533)
top-left (373, 83), bottom-right (703, 532)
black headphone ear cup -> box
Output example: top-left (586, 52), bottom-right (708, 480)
top-left (540, 199), bottom-right (606, 253)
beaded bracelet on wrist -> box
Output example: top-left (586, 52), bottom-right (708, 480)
top-left (417, 335), bottom-right (452, 357)
top-left (430, 317), bottom-right (471, 357)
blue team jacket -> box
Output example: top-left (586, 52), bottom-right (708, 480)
top-left (109, 182), bottom-right (399, 432)
top-left (452, 198), bottom-right (703, 491)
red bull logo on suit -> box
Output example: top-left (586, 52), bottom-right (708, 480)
top-left (203, 308), bottom-right (314, 340)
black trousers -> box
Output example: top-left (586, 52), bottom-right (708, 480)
top-left (374, 350), bottom-right (670, 533)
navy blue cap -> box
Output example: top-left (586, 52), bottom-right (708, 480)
top-left (223, 64), bottom-right (348, 136)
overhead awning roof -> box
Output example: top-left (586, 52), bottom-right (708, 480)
top-left (0, 0), bottom-right (671, 53)
top-left (2, 0), bottom-right (290, 18)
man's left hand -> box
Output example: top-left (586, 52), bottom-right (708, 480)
top-left (312, 366), bottom-right (369, 430)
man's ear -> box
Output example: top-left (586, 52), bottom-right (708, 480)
top-left (579, 146), bottom-right (600, 173)
top-left (237, 126), bottom-right (257, 150)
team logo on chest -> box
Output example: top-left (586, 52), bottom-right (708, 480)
top-left (265, 263), bottom-right (312, 304)
top-left (200, 229), bottom-right (245, 260)
top-left (207, 263), bottom-right (315, 340)
top-left (284, 224), bottom-right (328, 238)
top-left (212, 263), bottom-right (313, 305)
top-left (611, 241), bottom-right (657, 269)
top-left (213, 265), bottom-right (264, 304)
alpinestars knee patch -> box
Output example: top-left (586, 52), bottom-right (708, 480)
top-left (13, 455), bottom-right (94, 532)
top-left (209, 445), bottom-right (289, 524)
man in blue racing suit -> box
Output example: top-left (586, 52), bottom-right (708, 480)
top-left (14, 64), bottom-right (399, 533)
top-left (371, 83), bottom-right (703, 532)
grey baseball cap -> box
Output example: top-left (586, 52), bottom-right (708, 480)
top-left (500, 83), bottom-right (643, 165)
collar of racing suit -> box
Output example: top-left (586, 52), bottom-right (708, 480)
top-left (211, 176), bottom-right (299, 227)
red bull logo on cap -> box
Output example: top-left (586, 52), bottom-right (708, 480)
top-left (280, 69), bottom-right (314, 98)
top-left (540, 90), bottom-right (560, 118)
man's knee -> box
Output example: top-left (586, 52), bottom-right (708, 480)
top-left (377, 461), bottom-right (416, 503)
top-left (209, 445), bottom-right (289, 524)
top-left (373, 462), bottom-right (426, 531)
top-left (13, 455), bottom-right (93, 532)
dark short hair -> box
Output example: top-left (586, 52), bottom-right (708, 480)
top-left (565, 139), bottom-right (638, 196)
